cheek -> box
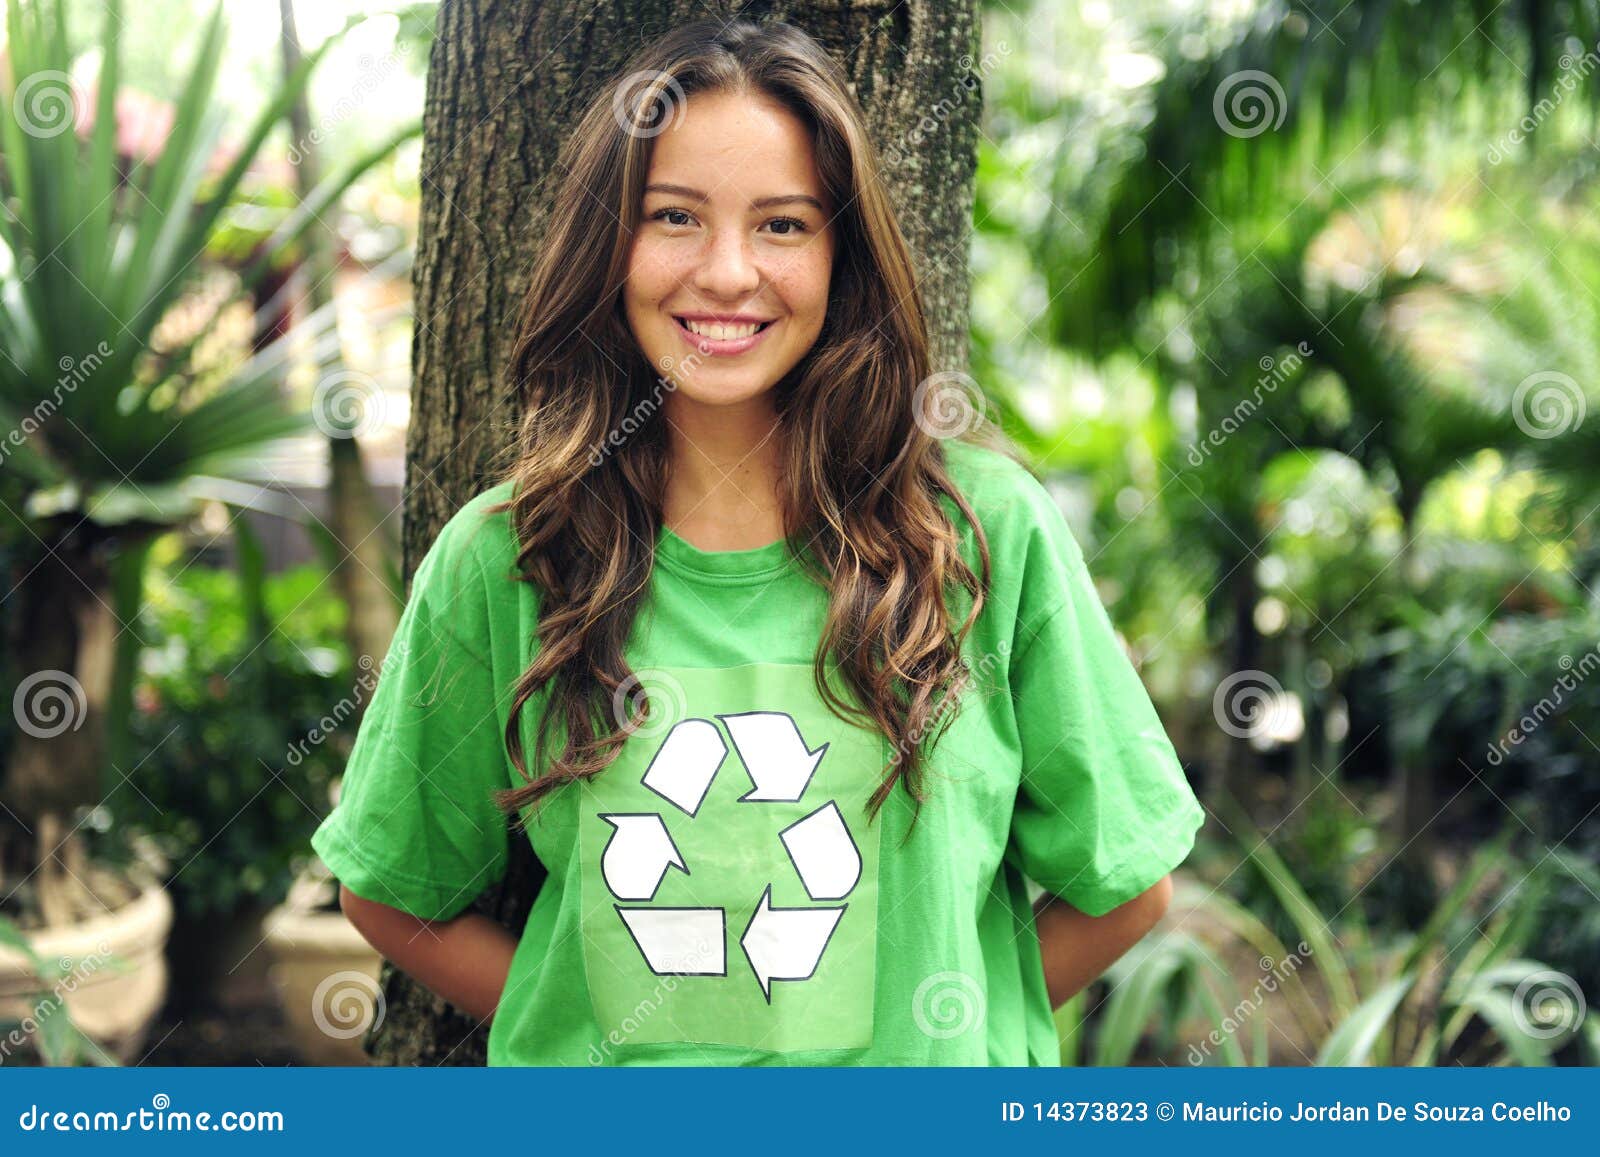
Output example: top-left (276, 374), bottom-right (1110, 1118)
top-left (770, 253), bottom-right (833, 318)
top-left (625, 241), bottom-right (679, 304)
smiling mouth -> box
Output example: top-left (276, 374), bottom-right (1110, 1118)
top-left (672, 317), bottom-right (776, 337)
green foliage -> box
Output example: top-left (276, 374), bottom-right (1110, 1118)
top-left (113, 554), bottom-right (351, 921)
top-left (0, 0), bottom-right (407, 534)
top-left (1070, 825), bottom-right (1596, 1066)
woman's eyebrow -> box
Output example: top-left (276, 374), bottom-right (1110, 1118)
top-left (643, 182), bottom-right (823, 211)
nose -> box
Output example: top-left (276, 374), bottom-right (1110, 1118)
top-left (691, 225), bottom-right (761, 300)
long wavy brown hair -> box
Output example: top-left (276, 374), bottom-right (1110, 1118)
top-left (484, 17), bottom-right (1000, 833)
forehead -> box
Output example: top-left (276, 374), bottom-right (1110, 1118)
top-left (644, 89), bottom-right (825, 200)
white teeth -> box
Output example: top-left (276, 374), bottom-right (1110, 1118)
top-left (681, 319), bottom-right (764, 340)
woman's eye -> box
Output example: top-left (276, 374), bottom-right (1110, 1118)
top-left (766, 217), bottom-right (808, 236)
top-left (652, 208), bottom-right (694, 227)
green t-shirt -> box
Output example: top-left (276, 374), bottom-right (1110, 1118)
top-left (310, 438), bottom-right (1204, 1066)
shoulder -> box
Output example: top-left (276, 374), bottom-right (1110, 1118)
top-left (937, 435), bottom-right (1085, 571)
top-left (412, 479), bottom-right (523, 601)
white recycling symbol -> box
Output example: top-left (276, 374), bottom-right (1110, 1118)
top-left (597, 711), bottom-right (862, 1001)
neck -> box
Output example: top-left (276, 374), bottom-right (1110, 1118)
top-left (661, 394), bottom-right (786, 550)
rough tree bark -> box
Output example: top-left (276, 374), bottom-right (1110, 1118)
top-left (372, 0), bottom-right (980, 1065)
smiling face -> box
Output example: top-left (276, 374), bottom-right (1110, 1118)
top-left (622, 88), bottom-right (836, 413)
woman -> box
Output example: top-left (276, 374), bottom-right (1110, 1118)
top-left (312, 16), bottom-right (1203, 1066)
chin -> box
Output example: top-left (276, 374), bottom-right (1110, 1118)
top-left (672, 378), bottom-right (780, 408)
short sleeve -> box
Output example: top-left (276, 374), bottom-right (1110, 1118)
top-left (310, 502), bottom-right (512, 922)
top-left (1004, 484), bottom-right (1204, 918)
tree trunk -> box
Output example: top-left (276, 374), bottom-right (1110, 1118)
top-left (375, 0), bottom-right (980, 1065)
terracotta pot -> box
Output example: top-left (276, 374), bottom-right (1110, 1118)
top-left (0, 876), bottom-right (174, 1064)
top-left (261, 875), bottom-right (383, 1066)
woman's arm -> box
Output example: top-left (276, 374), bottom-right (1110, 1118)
top-left (1031, 874), bottom-right (1173, 1009)
top-left (339, 884), bottom-right (518, 1023)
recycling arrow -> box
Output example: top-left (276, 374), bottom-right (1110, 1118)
top-left (779, 801), bottom-right (861, 901)
top-left (642, 718), bottom-right (728, 816)
top-left (721, 711), bottom-right (829, 802)
top-left (616, 906), bottom-right (726, 975)
top-left (739, 884), bottom-right (846, 1001)
top-left (599, 813), bottom-right (688, 901)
